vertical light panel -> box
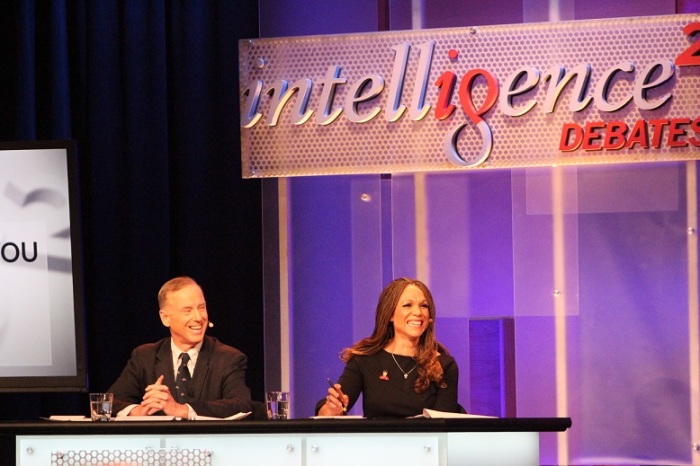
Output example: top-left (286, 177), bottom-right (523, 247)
top-left (278, 178), bottom-right (291, 396)
top-left (412, 2), bottom-right (428, 285)
top-left (687, 161), bottom-right (700, 463)
top-left (550, 4), bottom-right (569, 463)
top-left (415, 173), bottom-right (430, 283)
top-left (411, 0), bottom-right (424, 29)
top-left (552, 166), bottom-right (570, 465)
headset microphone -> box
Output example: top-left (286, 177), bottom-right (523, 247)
top-left (208, 322), bottom-right (214, 328)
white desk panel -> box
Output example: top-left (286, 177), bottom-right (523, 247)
top-left (447, 431), bottom-right (539, 466)
top-left (305, 433), bottom-right (441, 466)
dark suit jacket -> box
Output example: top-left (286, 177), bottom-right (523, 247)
top-left (108, 335), bottom-right (253, 418)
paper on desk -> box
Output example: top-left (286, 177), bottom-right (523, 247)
top-left (46, 415), bottom-right (175, 421)
top-left (421, 409), bottom-right (497, 419)
top-left (49, 412), bottom-right (251, 421)
top-left (48, 415), bottom-right (90, 421)
top-left (196, 411), bottom-right (251, 421)
top-left (310, 415), bottom-right (364, 419)
top-left (117, 412), bottom-right (251, 421)
top-left (113, 416), bottom-right (175, 421)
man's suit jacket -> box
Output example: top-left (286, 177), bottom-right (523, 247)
top-left (108, 335), bottom-right (253, 418)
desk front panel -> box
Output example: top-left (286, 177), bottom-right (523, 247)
top-left (16, 431), bottom-right (538, 466)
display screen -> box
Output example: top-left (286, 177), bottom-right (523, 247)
top-left (0, 140), bottom-right (86, 392)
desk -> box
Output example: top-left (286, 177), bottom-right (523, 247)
top-left (0, 417), bottom-right (571, 466)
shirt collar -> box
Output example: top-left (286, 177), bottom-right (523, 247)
top-left (170, 339), bottom-right (203, 374)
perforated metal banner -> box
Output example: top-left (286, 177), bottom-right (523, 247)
top-left (239, 15), bottom-right (700, 178)
top-left (51, 448), bottom-right (211, 465)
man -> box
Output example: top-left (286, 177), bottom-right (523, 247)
top-left (108, 276), bottom-right (253, 419)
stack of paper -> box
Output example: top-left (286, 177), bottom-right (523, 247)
top-left (48, 412), bottom-right (251, 421)
top-left (421, 409), bottom-right (497, 419)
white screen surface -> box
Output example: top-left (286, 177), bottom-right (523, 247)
top-left (0, 141), bottom-right (85, 391)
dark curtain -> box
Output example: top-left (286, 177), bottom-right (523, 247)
top-left (0, 0), bottom-right (263, 420)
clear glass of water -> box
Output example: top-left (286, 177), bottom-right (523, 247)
top-left (89, 392), bottom-right (113, 421)
top-left (265, 390), bottom-right (290, 420)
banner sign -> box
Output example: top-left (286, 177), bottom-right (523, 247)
top-left (239, 15), bottom-right (700, 178)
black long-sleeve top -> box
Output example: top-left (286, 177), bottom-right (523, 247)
top-left (316, 349), bottom-right (459, 418)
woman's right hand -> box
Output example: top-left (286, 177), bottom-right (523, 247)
top-left (318, 383), bottom-right (349, 416)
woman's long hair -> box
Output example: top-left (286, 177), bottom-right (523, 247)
top-left (340, 277), bottom-right (448, 393)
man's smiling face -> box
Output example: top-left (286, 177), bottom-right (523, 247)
top-left (159, 283), bottom-right (208, 351)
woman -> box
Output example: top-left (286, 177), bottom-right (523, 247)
top-left (316, 277), bottom-right (459, 418)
